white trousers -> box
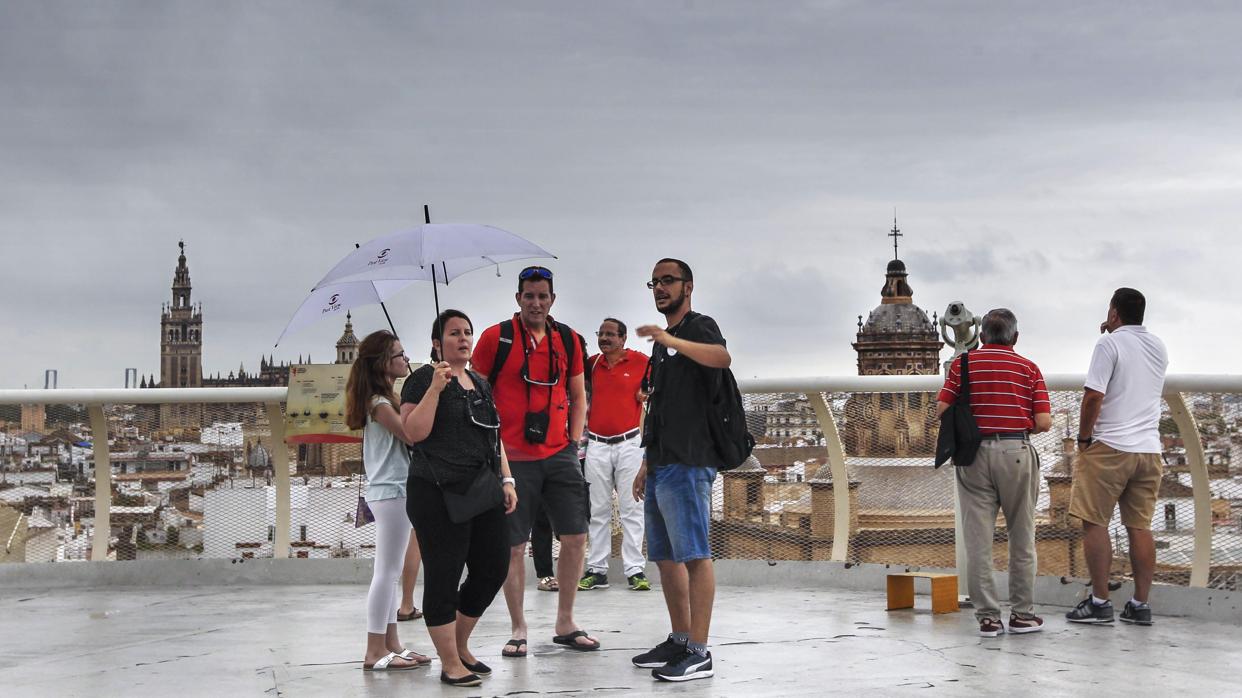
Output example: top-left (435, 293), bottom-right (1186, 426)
top-left (365, 496), bottom-right (411, 634)
top-left (583, 435), bottom-right (646, 577)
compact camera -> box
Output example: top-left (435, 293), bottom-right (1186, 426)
top-left (524, 411), bottom-right (549, 444)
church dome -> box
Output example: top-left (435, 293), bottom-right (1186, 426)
top-left (859, 302), bottom-right (935, 337)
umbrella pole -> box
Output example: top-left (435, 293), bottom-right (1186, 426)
top-left (379, 302), bottom-right (397, 336)
top-left (426, 204), bottom-right (446, 361)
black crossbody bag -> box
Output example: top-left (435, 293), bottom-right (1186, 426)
top-left (420, 370), bottom-right (505, 524)
top-left (934, 351), bottom-right (982, 468)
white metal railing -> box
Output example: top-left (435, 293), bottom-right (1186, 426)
top-left (1, 374), bottom-right (1239, 589)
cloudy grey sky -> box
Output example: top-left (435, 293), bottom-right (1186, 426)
top-left (2, 1), bottom-right (1239, 389)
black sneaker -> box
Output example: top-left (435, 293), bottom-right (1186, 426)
top-left (578, 572), bottom-right (609, 590)
top-left (632, 635), bottom-right (687, 668)
top-left (1066, 597), bottom-right (1114, 623)
top-left (652, 649), bottom-right (713, 682)
top-left (1119, 600), bottom-right (1153, 626)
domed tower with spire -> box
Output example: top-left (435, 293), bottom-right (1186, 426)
top-left (852, 219), bottom-right (942, 376)
top-left (335, 312), bottom-right (359, 364)
top-left (843, 218), bottom-right (943, 457)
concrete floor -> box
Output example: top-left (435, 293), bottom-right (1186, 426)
top-left (1, 578), bottom-right (1237, 698)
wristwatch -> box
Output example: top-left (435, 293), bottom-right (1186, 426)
top-left (501, 477), bottom-right (517, 486)
top-left (1076, 436), bottom-right (1093, 446)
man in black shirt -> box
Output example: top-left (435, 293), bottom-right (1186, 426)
top-left (630, 258), bottom-right (730, 683)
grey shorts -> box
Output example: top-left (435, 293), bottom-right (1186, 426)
top-left (507, 445), bottom-right (590, 546)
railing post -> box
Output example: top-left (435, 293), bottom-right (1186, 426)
top-left (87, 404), bottom-right (111, 562)
top-left (806, 392), bottom-right (851, 562)
top-left (265, 402), bottom-right (292, 560)
top-left (1164, 392), bottom-right (1211, 588)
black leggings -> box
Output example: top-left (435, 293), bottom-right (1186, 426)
top-left (407, 478), bottom-right (510, 627)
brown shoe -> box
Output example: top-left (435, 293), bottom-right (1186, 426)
top-left (979, 618), bottom-right (1004, 637)
top-left (1008, 614), bottom-right (1044, 634)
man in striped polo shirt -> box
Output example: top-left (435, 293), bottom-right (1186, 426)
top-left (937, 308), bottom-right (1052, 637)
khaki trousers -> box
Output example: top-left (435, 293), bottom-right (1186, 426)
top-left (955, 438), bottom-right (1039, 621)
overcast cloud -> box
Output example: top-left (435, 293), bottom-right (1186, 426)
top-left (2, 1), bottom-right (1239, 388)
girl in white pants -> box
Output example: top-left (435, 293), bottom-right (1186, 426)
top-left (345, 330), bottom-right (431, 671)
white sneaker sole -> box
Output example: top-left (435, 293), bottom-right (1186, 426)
top-left (653, 669), bottom-right (714, 682)
top-left (1008, 625), bottom-right (1043, 634)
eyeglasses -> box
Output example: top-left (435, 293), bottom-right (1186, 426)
top-left (464, 394), bottom-right (499, 430)
top-left (647, 275), bottom-right (687, 289)
top-left (389, 352), bottom-right (408, 360)
top-left (595, 331), bottom-right (622, 338)
top-left (519, 266), bottom-right (553, 280)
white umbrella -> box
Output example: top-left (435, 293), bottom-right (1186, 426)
top-left (276, 214), bottom-right (555, 345)
top-left (274, 279), bottom-right (415, 346)
top-left (315, 223), bottom-right (555, 287)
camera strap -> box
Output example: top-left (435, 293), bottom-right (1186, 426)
top-left (519, 319), bottom-right (559, 420)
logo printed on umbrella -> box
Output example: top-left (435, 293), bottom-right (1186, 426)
top-left (322, 294), bottom-right (342, 315)
top-left (368, 248), bottom-right (392, 267)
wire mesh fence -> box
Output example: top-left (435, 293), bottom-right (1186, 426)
top-left (2, 388), bottom-right (1238, 591)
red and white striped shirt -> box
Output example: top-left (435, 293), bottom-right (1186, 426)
top-left (937, 345), bottom-right (1050, 434)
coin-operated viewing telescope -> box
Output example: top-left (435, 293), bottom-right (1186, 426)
top-left (939, 301), bottom-right (980, 372)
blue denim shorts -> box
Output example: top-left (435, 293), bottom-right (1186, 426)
top-left (645, 463), bottom-right (717, 563)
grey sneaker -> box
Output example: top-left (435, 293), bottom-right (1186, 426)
top-left (1119, 600), bottom-right (1153, 625)
top-left (1066, 597), bottom-right (1114, 624)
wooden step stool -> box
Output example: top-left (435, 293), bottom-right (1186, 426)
top-left (886, 572), bottom-right (959, 614)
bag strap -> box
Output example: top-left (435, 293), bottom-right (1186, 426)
top-left (488, 318), bottom-right (516, 386)
top-left (957, 351), bottom-right (972, 403)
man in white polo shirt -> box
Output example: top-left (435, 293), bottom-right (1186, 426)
top-left (1066, 288), bottom-right (1168, 626)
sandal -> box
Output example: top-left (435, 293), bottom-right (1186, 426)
top-left (501, 638), bottom-right (528, 658)
top-left (397, 607), bottom-right (423, 621)
top-left (537, 576), bottom-right (559, 592)
top-left (552, 630), bottom-right (600, 651)
top-left (363, 651), bottom-right (423, 671)
top-left (395, 649), bottom-right (431, 665)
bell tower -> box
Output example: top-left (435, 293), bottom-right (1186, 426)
top-left (159, 241), bottom-right (204, 430)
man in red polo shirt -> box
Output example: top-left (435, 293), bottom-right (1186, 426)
top-left (471, 266), bottom-right (599, 656)
top-left (936, 308), bottom-right (1052, 638)
top-left (577, 318), bottom-right (650, 592)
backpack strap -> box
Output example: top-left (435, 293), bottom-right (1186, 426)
top-left (487, 318), bottom-right (516, 386)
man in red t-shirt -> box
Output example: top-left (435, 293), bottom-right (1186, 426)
top-left (936, 308), bottom-right (1052, 638)
top-left (577, 318), bottom-right (650, 593)
top-left (470, 266), bottom-right (597, 655)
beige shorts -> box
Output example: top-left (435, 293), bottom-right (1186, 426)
top-left (1068, 441), bottom-right (1163, 529)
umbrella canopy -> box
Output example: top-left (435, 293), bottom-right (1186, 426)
top-left (316, 223), bottom-right (555, 287)
top-left (275, 279), bottom-right (414, 346)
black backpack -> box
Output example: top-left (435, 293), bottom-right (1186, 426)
top-left (708, 365), bottom-right (756, 471)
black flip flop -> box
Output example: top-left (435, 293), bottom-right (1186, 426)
top-left (552, 630), bottom-right (601, 651)
top-left (501, 638), bottom-right (527, 658)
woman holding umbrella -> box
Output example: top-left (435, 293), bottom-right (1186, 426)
top-left (344, 330), bottom-right (432, 671)
top-left (400, 309), bottom-right (518, 687)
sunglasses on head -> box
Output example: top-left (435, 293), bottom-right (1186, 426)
top-left (519, 266), bottom-right (553, 280)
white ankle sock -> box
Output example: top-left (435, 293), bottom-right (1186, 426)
top-left (1091, 594), bottom-right (1109, 606)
